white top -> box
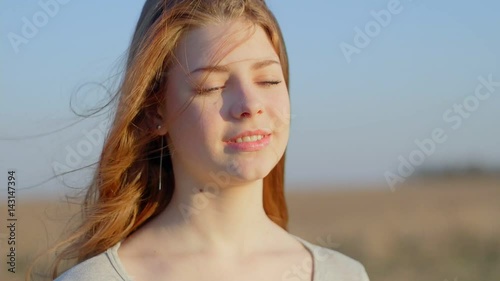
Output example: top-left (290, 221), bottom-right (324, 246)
top-left (54, 234), bottom-right (370, 281)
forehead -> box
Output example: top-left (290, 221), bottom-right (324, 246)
top-left (172, 20), bottom-right (279, 74)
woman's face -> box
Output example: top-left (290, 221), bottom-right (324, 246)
top-left (161, 19), bottom-right (290, 185)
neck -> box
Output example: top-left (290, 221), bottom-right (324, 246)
top-left (147, 175), bottom-right (282, 256)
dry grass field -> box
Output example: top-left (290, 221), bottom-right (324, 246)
top-left (1, 175), bottom-right (499, 281)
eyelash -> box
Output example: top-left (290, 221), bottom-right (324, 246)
top-left (196, 80), bottom-right (282, 95)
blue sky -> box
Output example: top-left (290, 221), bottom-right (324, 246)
top-left (1, 0), bottom-right (499, 198)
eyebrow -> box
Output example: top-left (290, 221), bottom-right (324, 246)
top-left (189, 59), bottom-right (280, 75)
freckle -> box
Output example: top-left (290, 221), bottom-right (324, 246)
top-left (199, 188), bottom-right (204, 193)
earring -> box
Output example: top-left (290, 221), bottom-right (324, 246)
top-left (157, 125), bottom-right (163, 191)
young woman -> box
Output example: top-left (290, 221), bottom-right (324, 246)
top-left (28, 0), bottom-right (370, 280)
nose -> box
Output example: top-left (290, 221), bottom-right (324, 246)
top-left (230, 83), bottom-right (264, 119)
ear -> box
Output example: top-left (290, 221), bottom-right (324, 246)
top-left (146, 105), bottom-right (167, 135)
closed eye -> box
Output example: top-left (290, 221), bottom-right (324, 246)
top-left (196, 80), bottom-right (282, 95)
top-left (196, 86), bottom-right (224, 95)
top-left (259, 80), bottom-right (282, 87)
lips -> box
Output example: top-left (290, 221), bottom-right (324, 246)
top-left (225, 129), bottom-right (272, 143)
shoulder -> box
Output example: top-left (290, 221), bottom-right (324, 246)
top-left (292, 235), bottom-right (370, 281)
top-left (312, 245), bottom-right (370, 281)
top-left (54, 246), bottom-right (126, 281)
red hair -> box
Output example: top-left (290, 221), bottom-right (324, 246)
top-left (26, 1), bottom-right (290, 279)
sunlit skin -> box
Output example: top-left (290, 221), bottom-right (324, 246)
top-left (117, 19), bottom-right (312, 280)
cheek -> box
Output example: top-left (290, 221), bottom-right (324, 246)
top-left (164, 92), bottom-right (198, 147)
top-left (165, 83), bottom-right (200, 134)
top-left (268, 92), bottom-right (291, 131)
top-left (168, 101), bottom-right (220, 154)
top-left (170, 105), bottom-right (203, 142)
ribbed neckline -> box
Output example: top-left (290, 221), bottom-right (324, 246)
top-left (106, 233), bottom-right (317, 281)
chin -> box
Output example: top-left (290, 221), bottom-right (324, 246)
top-left (224, 156), bottom-right (278, 182)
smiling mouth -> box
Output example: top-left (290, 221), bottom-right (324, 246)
top-left (224, 134), bottom-right (272, 152)
top-left (227, 134), bottom-right (271, 143)
top-left (225, 129), bottom-right (272, 143)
